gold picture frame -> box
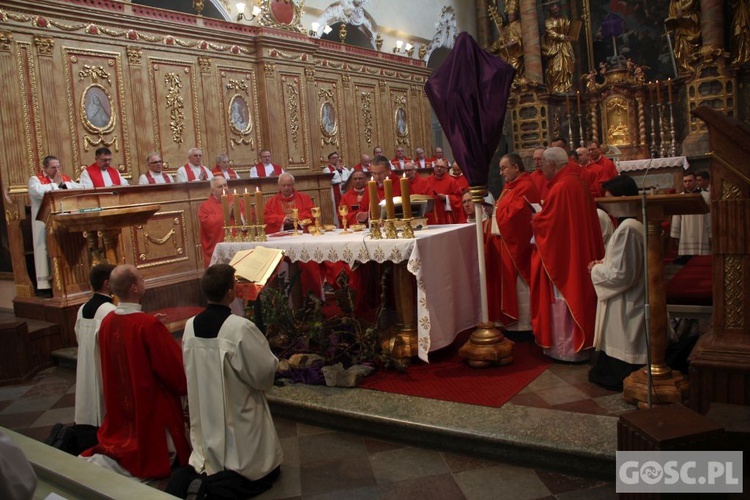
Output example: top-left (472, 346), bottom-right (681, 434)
top-left (80, 83), bottom-right (116, 134)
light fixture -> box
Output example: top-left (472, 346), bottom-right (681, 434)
top-left (393, 40), bottom-right (414, 57)
top-left (308, 22), bottom-right (333, 38)
top-left (236, 2), bottom-right (261, 22)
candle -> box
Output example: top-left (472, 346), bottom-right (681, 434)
top-left (400, 173), bottom-right (411, 219)
top-left (656, 80), bottom-right (661, 104)
top-left (232, 189), bottom-right (241, 226)
top-left (243, 188), bottom-right (252, 225)
top-left (221, 188), bottom-right (230, 226)
top-left (367, 177), bottom-right (379, 221)
top-left (565, 94), bottom-right (571, 115)
top-left (383, 178), bottom-right (395, 219)
top-left (576, 90), bottom-right (581, 115)
top-left (255, 186), bottom-right (264, 225)
top-left (667, 78), bottom-right (673, 103)
top-left (649, 81), bottom-right (654, 106)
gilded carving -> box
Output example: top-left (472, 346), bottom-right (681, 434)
top-left (305, 67), bottom-right (315, 82)
top-left (48, 20), bottom-right (86, 31)
top-left (0, 31), bottom-right (12, 51)
top-left (264, 63), bottom-right (276, 79)
top-left (604, 96), bottom-right (631, 146)
top-left (285, 80), bottom-right (300, 146)
top-left (78, 64), bottom-right (112, 85)
top-left (33, 36), bottom-right (54, 56)
top-left (724, 255), bottom-right (744, 328)
top-left (721, 178), bottom-right (743, 200)
top-left (256, 0), bottom-right (305, 33)
top-left (131, 211), bottom-right (189, 268)
top-left (341, 74), bottom-right (351, 87)
top-left (126, 47), bottom-right (142, 65)
top-left (226, 79), bottom-right (248, 94)
top-left (360, 91), bottom-right (373, 145)
top-left (16, 43), bottom-right (43, 176)
top-left (164, 72), bottom-right (186, 145)
top-left (198, 56), bottom-right (211, 72)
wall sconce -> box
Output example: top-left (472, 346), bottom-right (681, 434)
top-left (393, 40), bottom-right (414, 57)
top-left (309, 22), bottom-right (333, 38)
top-left (236, 2), bottom-right (261, 22)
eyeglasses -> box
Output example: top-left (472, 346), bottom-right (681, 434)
top-left (148, 160), bottom-right (164, 165)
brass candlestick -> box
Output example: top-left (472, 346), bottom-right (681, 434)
top-left (243, 224), bottom-right (253, 242)
top-left (339, 205), bottom-right (350, 233)
top-left (384, 219), bottom-right (398, 239)
top-left (223, 226), bottom-right (232, 243)
top-left (369, 219), bottom-right (382, 239)
top-left (401, 218), bottom-right (415, 239)
top-left (254, 224), bottom-right (267, 241)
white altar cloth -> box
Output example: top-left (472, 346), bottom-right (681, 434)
top-left (211, 224), bottom-right (481, 362)
top-left (616, 156), bottom-right (689, 172)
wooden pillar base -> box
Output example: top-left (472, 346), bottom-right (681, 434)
top-left (623, 367), bottom-right (689, 409)
top-left (458, 323), bottom-right (514, 368)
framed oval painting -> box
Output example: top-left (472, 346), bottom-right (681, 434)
top-left (320, 102), bottom-right (337, 136)
top-left (81, 84), bottom-right (115, 132)
top-left (229, 94), bottom-right (252, 134)
top-left (395, 107), bottom-right (408, 137)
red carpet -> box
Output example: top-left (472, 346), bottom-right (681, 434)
top-left (359, 332), bottom-right (551, 408)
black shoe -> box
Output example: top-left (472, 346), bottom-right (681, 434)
top-left (36, 289), bottom-right (53, 298)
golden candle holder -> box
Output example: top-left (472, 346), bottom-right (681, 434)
top-left (311, 207), bottom-right (324, 235)
top-left (253, 225), bottom-right (267, 241)
top-left (223, 226), bottom-right (232, 242)
top-left (401, 218), bottom-right (415, 239)
top-left (384, 219), bottom-right (398, 239)
top-left (242, 224), bottom-right (253, 242)
top-left (338, 205), bottom-right (350, 233)
top-left (369, 220), bottom-right (383, 239)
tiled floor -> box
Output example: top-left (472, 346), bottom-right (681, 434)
top-left (0, 357), bottom-right (623, 499)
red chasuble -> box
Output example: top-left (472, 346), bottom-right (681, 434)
top-left (82, 310), bottom-right (189, 478)
top-left (530, 165), bottom-right (604, 352)
top-left (450, 173), bottom-right (470, 223)
top-left (263, 190), bottom-right (314, 233)
top-left (85, 164), bottom-right (123, 187)
top-left (591, 155), bottom-right (618, 195)
top-left (212, 166), bottom-right (239, 179)
top-left (198, 195), bottom-right (236, 268)
top-left (489, 172), bottom-right (540, 324)
top-left (254, 162), bottom-right (284, 177)
top-left (425, 175), bottom-right (462, 224)
top-left (529, 169), bottom-right (549, 201)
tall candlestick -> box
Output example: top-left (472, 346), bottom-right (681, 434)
top-left (400, 173), bottom-right (411, 219)
top-left (649, 81), bottom-right (654, 106)
top-left (243, 188), bottom-right (252, 225)
top-left (255, 186), bottom-right (264, 225)
top-left (565, 94), bottom-right (571, 115)
top-left (232, 189), bottom-right (242, 226)
top-left (656, 80), bottom-right (662, 104)
top-left (367, 177), bottom-right (379, 220)
top-left (576, 90), bottom-right (581, 115)
top-left (667, 78), bottom-right (673, 103)
top-left (221, 188), bottom-right (230, 226)
top-left (383, 178), bottom-right (395, 219)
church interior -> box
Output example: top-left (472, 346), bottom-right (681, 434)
top-left (0, 0), bottom-right (748, 497)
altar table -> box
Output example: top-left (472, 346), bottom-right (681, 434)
top-left (211, 224), bottom-right (481, 362)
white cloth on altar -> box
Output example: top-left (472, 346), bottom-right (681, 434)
top-left (591, 219), bottom-right (647, 364)
top-left (182, 314), bottom-right (282, 480)
top-left (670, 190), bottom-right (711, 255)
top-left (615, 156), bottom-right (689, 172)
top-left (211, 225), bottom-right (481, 362)
top-left (74, 297), bottom-right (117, 426)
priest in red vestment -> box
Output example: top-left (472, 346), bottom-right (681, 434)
top-left (371, 156), bottom-right (401, 204)
top-left (529, 147), bottom-right (549, 202)
top-left (449, 162), bottom-right (470, 223)
top-left (530, 147), bottom-right (604, 361)
top-left (212, 153), bottom-right (241, 179)
top-left (427, 146), bottom-right (447, 166)
top-left (264, 173), bottom-right (314, 233)
top-left (79, 147), bottom-right (130, 188)
top-left (488, 153), bottom-right (541, 334)
top-left (588, 141), bottom-right (618, 195)
top-left (576, 146), bottom-right (602, 198)
top-left (251, 149), bottom-right (284, 178)
top-left (425, 159), bottom-right (462, 224)
top-left (339, 170), bottom-right (370, 226)
top-left (81, 265), bottom-right (189, 479)
top-left (402, 162), bottom-right (431, 195)
top-left (138, 153), bottom-right (174, 185)
top-left (199, 176), bottom-right (241, 268)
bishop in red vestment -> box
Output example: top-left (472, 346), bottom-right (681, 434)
top-left (81, 265), bottom-right (189, 479)
top-left (530, 147), bottom-right (604, 361)
top-left (264, 173), bottom-right (314, 233)
top-left (425, 159), bottom-right (462, 224)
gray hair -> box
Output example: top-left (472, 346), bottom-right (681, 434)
top-left (188, 147), bottom-right (202, 156)
top-left (216, 153), bottom-right (229, 164)
top-left (278, 172), bottom-right (295, 184)
top-left (543, 147), bottom-right (568, 167)
top-left (145, 152), bottom-right (161, 163)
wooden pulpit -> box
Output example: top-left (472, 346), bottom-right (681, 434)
top-left (597, 193), bottom-right (708, 408)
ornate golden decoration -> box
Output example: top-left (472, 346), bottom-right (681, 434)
top-left (687, 54), bottom-right (735, 135)
top-left (360, 91), bottom-right (374, 145)
top-left (48, 20), bottom-right (86, 31)
top-left (164, 72), bottom-right (186, 145)
top-left (131, 211), bottom-right (188, 267)
top-left (33, 36), bottom-right (54, 56)
top-left (78, 64), bottom-right (111, 85)
top-left (269, 48), bottom-right (305, 61)
top-left (286, 80), bottom-right (301, 146)
top-left (0, 31), bottom-right (12, 51)
top-left (198, 56), bottom-right (211, 72)
top-left (126, 47), bottom-right (142, 65)
top-left (264, 63), bottom-right (276, 79)
top-left (226, 79), bottom-right (248, 94)
top-left (720, 178), bottom-right (743, 200)
top-left (53, 257), bottom-right (62, 291)
top-left (15, 42), bottom-right (43, 175)
top-left (603, 96), bottom-right (631, 146)
top-left (378, 80), bottom-right (387, 90)
top-left (99, 26), bottom-right (126, 37)
top-left (193, 0), bottom-right (205, 15)
top-left (341, 74), bottom-right (351, 87)
top-left (256, 0), bottom-right (305, 33)
top-left (145, 228), bottom-right (176, 245)
top-left (305, 67), bottom-right (315, 82)
top-left (724, 255), bottom-right (744, 328)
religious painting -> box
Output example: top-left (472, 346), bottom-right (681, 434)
top-left (395, 107), bottom-right (408, 137)
top-left (229, 94), bottom-right (251, 134)
top-left (320, 101), bottom-right (337, 137)
top-left (589, 0), bottom-right (675, 81)
top-left (81, 84), bottom-right (115, 132)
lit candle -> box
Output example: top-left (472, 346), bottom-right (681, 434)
top-left (648, 81), bottom-right (654, 106)
top-left (383, 178), bottom-right (395, 219)
top-left (400, 173), bottom-right (411, 219)
top-left (565, 94), bottom-right (571, 115)
top-left (656, 80), bottom-right (661, 104)
top-left (368, 176), bottom-right (379, 221)
top-left (576, 90), bottom-right (581, 115)
top-left (232, 189), bottom-right (241, 226)
top-left (667, 78), bottom-right (673, 103)
top-left (255, 186), bottom-right (264, 225)
top-left (221, 188), bottom-right (230, 226)
top-left (243, 188), bottom-right (252, 225)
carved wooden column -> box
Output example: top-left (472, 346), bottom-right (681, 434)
top-left (474, 0), bottom-right (492, 49)
top-left (519, 0), bottom-right (543, 84)
top-left (699, 0), bottom-right (724, 50)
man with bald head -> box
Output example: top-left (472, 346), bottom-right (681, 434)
top-left (176, 147), bottom-right (213, 182)
top-left (81, 264), bottom-right (189, 479)
top-left (353, 153), bottom-right (372, 173)
top-left (390, 146), bottom-right (410, 170)
top-left (199, 176), bottom-right (239, 268)
top-left (530, 147), bottom-right (604, 362)
top-left (264, 173), bottom-right (314, 233)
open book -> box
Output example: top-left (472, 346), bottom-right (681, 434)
top-left (228, 246), bottom-right (285, 285)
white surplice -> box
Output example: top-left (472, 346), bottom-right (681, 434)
top-left (74, 297), bottom-right (116, 426)
top-left (590, 218), bottom-right (648, 364)
top-left (182, 314), bottom-right (282, 480)
top-left (670, 190), bottom-right (711, 255)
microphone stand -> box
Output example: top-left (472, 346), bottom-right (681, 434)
top-left (640, 158), bottom-right (654, 408)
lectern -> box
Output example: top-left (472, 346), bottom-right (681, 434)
top-left (597, 193), bottom-right (708, 408)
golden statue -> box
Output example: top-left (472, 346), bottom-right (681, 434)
top-left (730, 0), bottom-right (750, 66)
top-left (541, 2), bottom-right (575, 93)
top-left (666, 0), bottom-right (701, 75)
top-left (488, 1), bottom-right (524, 77)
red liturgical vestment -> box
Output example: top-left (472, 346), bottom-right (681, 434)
top-left (425, 175), bottom-right (461, 224)
top-left (263, 191), bottom-right (314, 233)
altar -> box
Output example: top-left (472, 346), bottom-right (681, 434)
top-left (211, 224), bottom-right (482, 362)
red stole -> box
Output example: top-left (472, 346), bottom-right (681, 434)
top-left (36, 172), bottom-right (72, 184)
top-left (146, 171), bottom-right (172, 184)
top-left (254, 163), bottom-right (283, 178)
top-left (184, 163), bottom-right (210, 181)
top-left (212, 166), bottom-right (238, 179)
top-left (86, 164), bottom-right (122, 187)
